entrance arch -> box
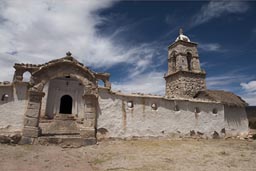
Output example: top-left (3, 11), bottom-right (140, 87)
top-left (59, 95), bottom-right (72, 114)
top-left (22, 56), bottom-right (98, 142)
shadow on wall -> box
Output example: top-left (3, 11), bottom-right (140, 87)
top-left (0, 82), bottom-right (29, 106)
top-left (246, 106), bottom-right (256, 129)
top-left (15, 83), bottom-right (29, 101)
top-left (224, 106), bottom-right (248, 127)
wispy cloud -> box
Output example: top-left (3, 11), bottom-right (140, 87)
top-left (199, 43), bottom-right (221, 52)
top-left (0, 0), bottom-right (163, 83)
top-left (0, 0), bottom-right (117, 80)
top-left (124, 42), bottom-right (164, 78)
top-left (191, 0), bottom-right (249, 27)
top-left (112, 71), bottom-right (165, 95)
top-left (207, 72), bottom-right (253, 91)
top-left (207, 72), bottom-right (256, 105)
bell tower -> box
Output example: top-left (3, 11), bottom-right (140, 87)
top-left (165, 29), bottom-right (206, 98)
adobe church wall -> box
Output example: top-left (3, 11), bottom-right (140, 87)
top-left (97, 88), bottom-right (227, 139)
top-left (0, 83), bottom-right (28, 133)
top-left (224, 106), bottom-right (249, 136)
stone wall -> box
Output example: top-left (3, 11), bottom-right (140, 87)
top-left (0, 83), bottom-right (28, 133)
top-left (97, 88), bottom-right (231, 139)
top-left (165, 71), bottom-right (206, 98)
top-left (167, 41), bottom-right (201, 75)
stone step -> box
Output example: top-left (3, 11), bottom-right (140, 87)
top-left (37, 135), bottom-right (96, 147)
top-left (39, 120), bottom-right (81, 135)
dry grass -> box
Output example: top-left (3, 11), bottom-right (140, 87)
top-left (0, 139), bottom-right (256, 171)
top-left (86, 139), bottom-right (256, 171)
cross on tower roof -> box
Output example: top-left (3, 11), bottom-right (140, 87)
top-left (66, 51), bottom-right (72, 56)
top-left (179, 28), bottom-right (183, 35)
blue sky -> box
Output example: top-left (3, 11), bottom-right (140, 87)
top-left (0, 0), bottom-right (255, 105)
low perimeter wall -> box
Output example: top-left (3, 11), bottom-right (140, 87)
top-left (97, 89), bottom-right (248, 139)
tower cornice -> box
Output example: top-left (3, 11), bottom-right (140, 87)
top-left (164, 70), bottom-right (206, 79)
top-left (168, 40), bottom-right (197, 50)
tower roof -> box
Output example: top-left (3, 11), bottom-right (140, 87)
top-left (175, 28), bottom-right (190, 42)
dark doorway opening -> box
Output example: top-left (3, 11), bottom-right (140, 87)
top-left (59, 95), bottom-right (72, 114)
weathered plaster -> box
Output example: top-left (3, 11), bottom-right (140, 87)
top-left (97, 89), bottom-right (230, 139)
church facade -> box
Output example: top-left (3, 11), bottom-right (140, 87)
top-left (0, 30), bottom-right (249, 145)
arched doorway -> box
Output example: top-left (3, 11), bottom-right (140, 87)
top-left (59, 95), bottom-right (72, 114)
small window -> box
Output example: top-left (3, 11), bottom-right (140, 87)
top-left (151, 103), bottom-right (157, 110)
top-left (174, 105), bottom-right (179, 111)
top-left (212, 108), bottom-right (218, 114)
top-left (195, 107), bottom-right (200, 113)
top-left (127, 101), bottom-right (134, 109)
top-left (1, 94), bottom-right (8, 101)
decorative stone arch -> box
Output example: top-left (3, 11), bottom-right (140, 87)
top-left (31, 61), bottom-right (97, 91)
top-left (13, 66), bottom-right (38, 82)
top-left (21, 59), bottom-right (99, 143)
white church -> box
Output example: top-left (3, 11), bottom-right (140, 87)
top-left (0, 30), bottom-right (249, 145)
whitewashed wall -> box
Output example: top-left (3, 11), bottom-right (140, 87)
top-left (224, 106), bottom-right (248, 136)
top-left (44, 78), bottom-right (85, 118)
top-left (0, 83), bottom-right (28, 133)
top-left (97, 89), bottom-right (227, 138)
top-left (0, 84), bottom-right (249, 138)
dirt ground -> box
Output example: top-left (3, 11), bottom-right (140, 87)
top-left (0, 139), bottom-right (256, 171)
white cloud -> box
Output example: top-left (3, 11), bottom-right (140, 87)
top-left (199, 43), bottom-right (221, 52)
top-left (0, 0), bottom-right (113, 79)
top-left (0, 0), bottom-right (162, 84)
top-left (207, 74), bottom-right (245, 90)
top-left (112, 71), bottom-right (165, 95)
top-left (207, 75), bottom-right (256, 105)
top-left (241, 95), bottom-right (256, 106)
top-left (240, 81), bottom-right (256, 105)
top-left (241, 81), bottom-right (256, 92)
top-left (192, 0), bottom-right (249, 26)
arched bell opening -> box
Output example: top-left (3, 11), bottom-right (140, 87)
top-left (187, 52), bottom-right (192, 71)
